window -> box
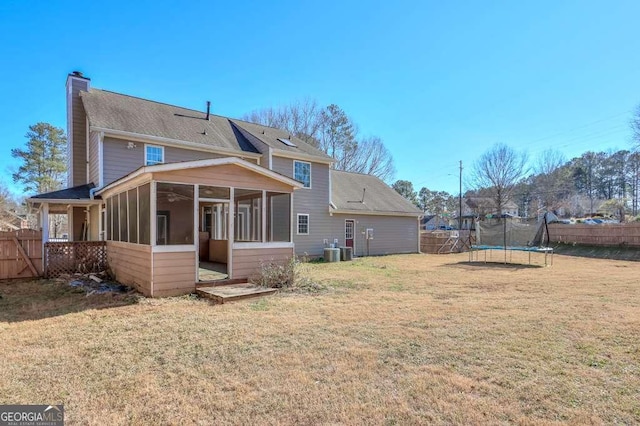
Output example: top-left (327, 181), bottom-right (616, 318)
top-left (128, 189), bottom-right (138, 244)
top-left (294, 161), bottom-right (311, 188)
top-left (104, 183), bottom-right (150, 244)
top-left (267, 192), bottom-right (291, 242)
top-left (138, 184), bottom-right (151, 244)
top-left (234, 189), bottom-right (262, 242)
top-left (112, 194), bottom-right (120, 242)
top-left (145, 145), bottom-right (164, 166)
top-left (278, 138), bottom-right (297, 147)
top-left (119, 192), bottom-right (128, 242)
top-left (297, 214), bottom-right (309, 235)
top-left (156, 183), bottom-right (194, 245)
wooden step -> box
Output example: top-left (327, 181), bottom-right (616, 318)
top-left (195, 278), bottom-right (248, 288)
top-left (196, 283), bottom-right (277, 304)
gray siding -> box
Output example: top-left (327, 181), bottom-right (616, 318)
top-left (103, 137), bottom-right (227, 185)
top-left (88, 131), bottom-right (100, 185)
top-left (103, 137), bottom-right (144, 185)
top-left (272, 156), bottom-right (332, 256)
top-left (164, 145), bottom-right (225, 163)
top-left (68, 78), bottom-right (89, 186)
top-left (330, 215), bottom-right (419, 257)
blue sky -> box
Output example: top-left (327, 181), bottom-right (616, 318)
top-left (1, 0), bottom-right (639, 196)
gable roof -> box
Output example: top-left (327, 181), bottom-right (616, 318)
top-left (80, 89), bottom-right (332, 162)
top-left (229, 120), bottom-right (332, 161)
top-left (465, 197), bottom-right (519, 210)
top-left (96, 157), bottom-right (303, 198)
top-left (330, 170), bottom-right (422, 217)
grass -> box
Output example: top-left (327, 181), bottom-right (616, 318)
top-left (553, 242), bottom-right (640, 261)
top-left (1, 252), bottom-right (639, 424)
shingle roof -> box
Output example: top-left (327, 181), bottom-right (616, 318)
top-left (229, 120), bottom-right (331, 160)
top-left (330, 170), bottom-right (422, 216)
top-left (465, 197), bottom-right (518, 209)
top-left (80, 89), bottom-right (332, 161)
top-left (31, 183), bottom-right (95, 200)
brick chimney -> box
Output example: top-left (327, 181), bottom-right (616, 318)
top-left (66, 71), bottom-right (91, 187)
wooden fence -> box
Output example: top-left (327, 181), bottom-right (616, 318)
top-left (421, 230), bottom-right (472, 254)
top-left (44, 241), bottom-right (108, 278)
top-left (0, 229), bottom-right (43, 279)
top-left (548, 223), bottom-right (640, 247)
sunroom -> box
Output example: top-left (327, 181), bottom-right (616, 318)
top-left (96, 157), bottom-right (302, 297)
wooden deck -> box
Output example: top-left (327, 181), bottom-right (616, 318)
top-left (196, 283), bottom-right (277, 304)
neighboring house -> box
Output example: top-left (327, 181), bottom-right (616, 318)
top-left (420, 215), bottom-right (451, 231)
top-left (463, 197), bottom-right (519, 218)
top-left (0, 210), bottom-right (29, 232)
top-left (28, 72), bottom-right (421, 297)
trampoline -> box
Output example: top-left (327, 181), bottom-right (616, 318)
top-left (469, 213), bottom-right (554, 266)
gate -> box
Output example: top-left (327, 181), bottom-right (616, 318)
top-left (0, 229), bottom-right (43, 279)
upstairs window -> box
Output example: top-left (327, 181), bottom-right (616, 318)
top-left (145, 145), bottom-right (164, 166)
top-left (294, 161), bottom-right (311, 188)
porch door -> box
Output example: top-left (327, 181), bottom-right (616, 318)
top-left (345, 220), bottom-right (355, 248)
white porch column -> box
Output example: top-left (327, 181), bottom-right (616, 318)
top-left (215, 207), bottom-right (221, 239)
top-left (261, 191), bottom-right (267, 243)
top-left (228, 188), bottom-right (234, 279)
top-left (41, 203), bottom-right (49, 250)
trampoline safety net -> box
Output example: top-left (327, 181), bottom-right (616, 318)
top-left (474, 215), bottom-right (549, 249)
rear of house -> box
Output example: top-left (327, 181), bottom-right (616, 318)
top-left (27, 72), bottom-right (422, 296)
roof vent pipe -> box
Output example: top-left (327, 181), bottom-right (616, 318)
top-left (206, 101), bottom-right (211, 120)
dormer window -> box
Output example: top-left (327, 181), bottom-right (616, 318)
top-left (145, 145), bottom-right (164, 166)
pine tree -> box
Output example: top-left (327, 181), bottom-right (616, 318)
top-left (12, 122), bottom-right (67, 194)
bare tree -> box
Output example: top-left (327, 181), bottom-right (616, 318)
top-left (244, 100), bottom-right (396, 181)
top-left (472, 143), bottom-right (529, 215)
top-left (632, 104), bottom-right (640, 151)
top-left (344, 136), bottom-right (396, 182)
top-left (243, 98), bottom-right (324, 146)
top-left (534, 149), bottom-right (566, 175)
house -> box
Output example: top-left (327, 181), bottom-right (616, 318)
top-left (27, 72), bottom-right (421, 297)
top-left (463, 197), bottom-right (519, 218)
top-left (420, 215), bottom-right (452, 231)
top-left (0, 210), bottom-right (29, 232)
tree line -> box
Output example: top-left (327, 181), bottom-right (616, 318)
top-left (393, 144), bottom-right (640, 220)
top-left (393, 106), bottom-right (640, 220)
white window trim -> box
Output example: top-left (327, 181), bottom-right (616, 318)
top-left (144, 144), bottom-right (165, 166)
top-left (293, 160), bottom-right (312, 189)
top-left (297, 213), bottom-right (310, 235)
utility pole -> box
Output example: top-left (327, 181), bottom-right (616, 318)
top-left (458, 160), bottom-right (463, 230)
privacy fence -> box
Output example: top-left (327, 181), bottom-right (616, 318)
top-left (421, 230), bottom-right (472, 254)
top-left (0, 229), bottom-right (43, 279)
top-left (547, 223), bottom-right (640, 247)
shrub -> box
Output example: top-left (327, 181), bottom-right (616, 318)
top-left (250, 257), bottom-right (326, 293)
top-left (251, 257), bottom-right (299, 289)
